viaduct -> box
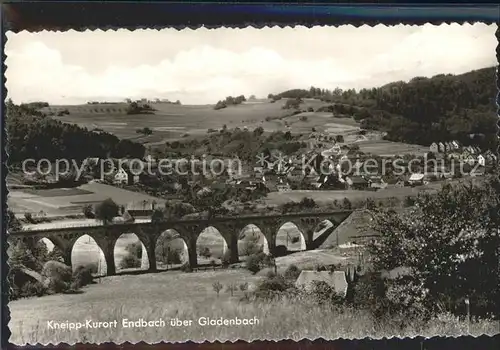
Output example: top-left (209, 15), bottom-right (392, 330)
top-left (9, 210), bottom-right (352, 276)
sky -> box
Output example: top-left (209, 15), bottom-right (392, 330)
top-left (5, 23), bottom-right (497, 105)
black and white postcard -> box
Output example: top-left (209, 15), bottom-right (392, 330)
top-left (5, 23), bottom-right (499, 344)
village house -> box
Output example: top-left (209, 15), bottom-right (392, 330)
top-left (483, 150), bottom-right (498, 163)
top-left (464, 154), bottom-right (476, 165)
top-left (408, 173), bottom-right (425, 186)
top-left (429, 142), bottom-right (439, 153)
top-left (113, 168), bottom-right (140, 185)
top-left (345, 176), bottom-right (369, 190)
top-left (477, 154), bottom-right (486, 167)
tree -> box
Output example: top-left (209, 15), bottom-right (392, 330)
top-left (94, 198), bottom-right (119, 225)
top-left (368, 176), bottom-right (500, 318)
top-left (212, 281), bottom-right (223, 297)
top-left (151, 208), bottom-right (165, 224)
top-left (82, 204), bottom-right (94, 219)
top-left (342, 198), bottom-right (352, 210)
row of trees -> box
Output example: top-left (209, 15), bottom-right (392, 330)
top-left (214, 95), bottom-right (246, 110)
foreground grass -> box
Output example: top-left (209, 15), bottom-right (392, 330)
top-left (9, 269), bottom-right (498, 344)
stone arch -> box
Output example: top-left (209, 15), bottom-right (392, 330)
top-left (113, 232), bottom-right (149, 273)
top-left (155, 229), bottom-right (189, 269)
top-left (312, 219), bottom-right (335, 240)
top-left (238, 224), bottom-right (269, 255)
top-left (196, 226), bottom-right (228, 264)
top-left (71, 234), bottom-right (107, 275)
top-left (37, 236), bottom-right (67, 253)
top-left (275, 221), bottom-right (307, 254)
top-left (35, 235), bottom-right (76, 267)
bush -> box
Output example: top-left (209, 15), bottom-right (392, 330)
top-left (42, 261), bottom-right (72, 282)
top-left (299, 115), bottom-right (309, 122)
top-left (255, 274), bottom-right (292, 300)
top-left (310, 280), bottom-right (345, 307)
top-left (274, 245), bottom-right (288, 257)
top-left (24, 212), bottom-right (34, 223)
top-left (212, 281), bottom-right (223, 297)
top-left (72, 264), bottom-right (96, 288)
top-left (199, 247), bottom-right (211, 258)
top-left (20, 280), bottom-right (47, 298)
top-left (342, 198), bottom-right (352, 209)
top-left (181, 262), bottom-right (193, 272)
top-left (125, 242), bottom-right (143, 259)
top-left (403, 196), bottom-right (416, 207)
top-left (283, 264), bottom-right (301, 281)
top-left (241, 240), bottom-right (262, 256)
top-left (246, 252), bottom-right (267, 274)
top-left (42, 260), bottom-right (73, 294)
top-left (214, 100), bottom-right (227, 110)
top-left (120, 255), bottom-right (141, 269)
top-left (166, 249), bottom-right (182, 265)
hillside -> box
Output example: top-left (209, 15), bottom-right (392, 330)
top-left (271, 67), bottom-right (498, 150)
top-left (5, 101), bottom-right (145, 164)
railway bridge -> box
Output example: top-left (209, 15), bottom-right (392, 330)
top-left (9, 210), bottom-right (352, 275)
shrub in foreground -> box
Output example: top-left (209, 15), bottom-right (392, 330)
top-left (120, 255), bottom-right (141, 269)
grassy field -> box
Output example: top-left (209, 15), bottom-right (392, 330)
top-left (7, 182), bottom-right (165, 217)
top-left (263, 179), bottom-right (456, 206)
top-left (9, 268), bottom-right (498, 344)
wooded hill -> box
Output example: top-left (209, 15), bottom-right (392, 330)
top-left (270, 67), bottom-right (498, 150)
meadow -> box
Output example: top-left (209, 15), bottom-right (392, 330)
top-left (44, 100), bottom-right (431, 158)
top-left (9, 268), bottom-right (498, 345)
top-left (45, 100), bottom-right (332, 144)
top-left (7, 182), bottom-right (165, 217)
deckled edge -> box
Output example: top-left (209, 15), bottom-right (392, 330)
top-left (2, 5), bottom-right (12, 348)
top-left (2, 19), bottom-right (500, 348)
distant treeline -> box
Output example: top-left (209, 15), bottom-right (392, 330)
top-left (268, 67), bottom-right (498, 150)
top-left (6, 101), bottom-right (145, 163)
